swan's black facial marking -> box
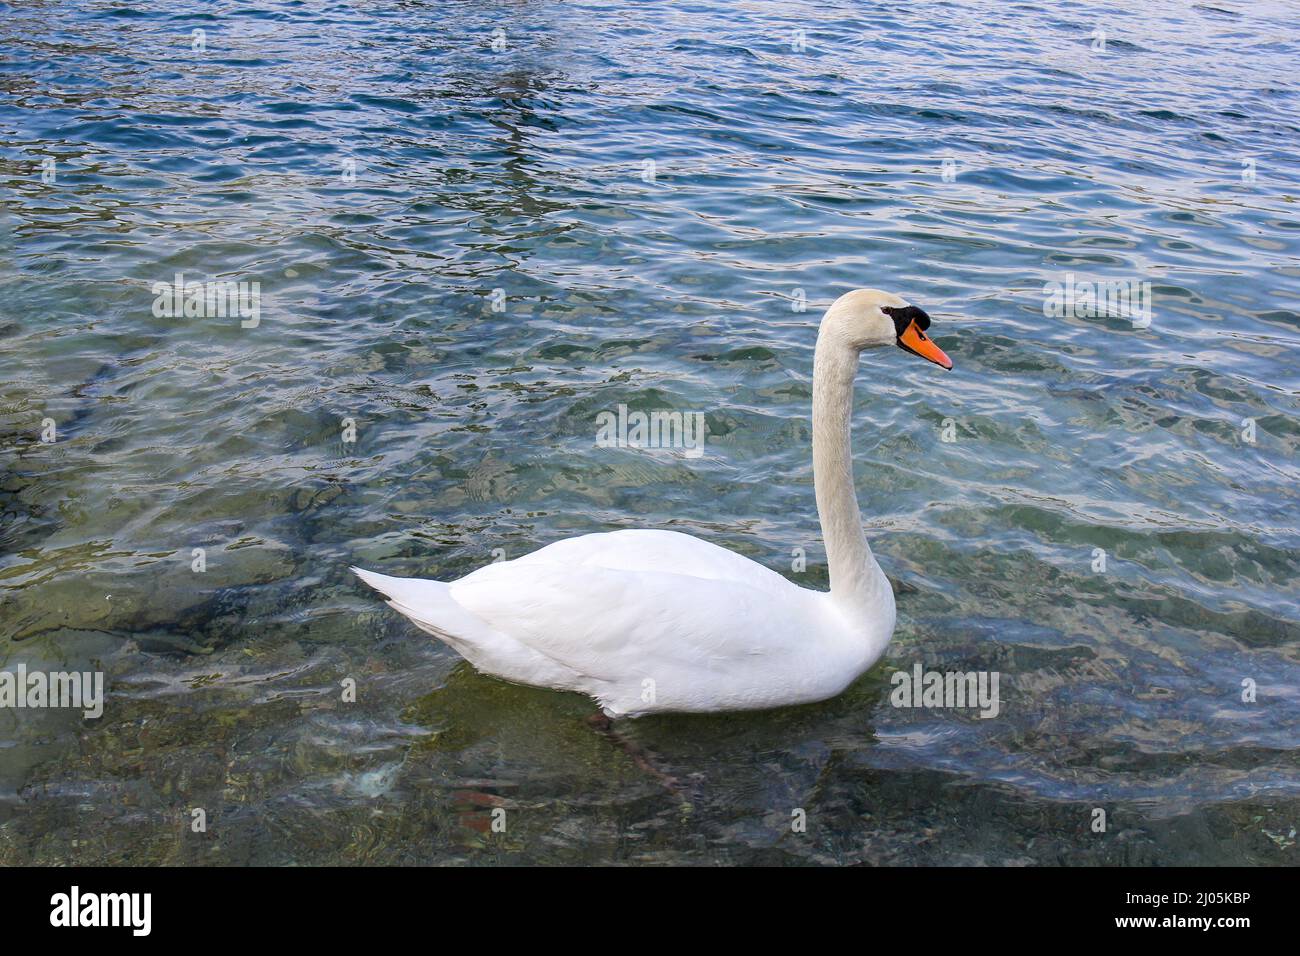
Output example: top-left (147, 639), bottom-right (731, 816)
top-left (887, 303), bottom-right (952, 369)
top-left (883, 305), bottom-right (931, 339)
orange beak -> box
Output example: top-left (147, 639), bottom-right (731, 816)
top-left (898, 320), bottom-right (952, 370)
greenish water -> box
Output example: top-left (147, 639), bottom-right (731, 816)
top-left (1, 0), bottom-right (1298, 865)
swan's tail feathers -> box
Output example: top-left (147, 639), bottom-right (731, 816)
top-left (351, 566), bottom-right (431, 607)
top-left (351, 566), bottom-right (485, 653)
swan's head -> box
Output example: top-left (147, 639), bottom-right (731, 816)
top-left (824, 289), bottom-right (953, 370)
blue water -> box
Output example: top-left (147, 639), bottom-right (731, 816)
top-left (1, 0), bottom-right (1297, 864)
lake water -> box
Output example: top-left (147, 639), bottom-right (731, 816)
top-left (1, 0), bottom-right (1297, 865)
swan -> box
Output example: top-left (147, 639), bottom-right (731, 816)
top-left (354, 290), bottom-right (953, 717)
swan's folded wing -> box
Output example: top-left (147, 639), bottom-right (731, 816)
top-left (448, 560), bottom-right (831, 711)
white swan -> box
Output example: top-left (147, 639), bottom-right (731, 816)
top-left (354, 290), bottom-right (952, 717)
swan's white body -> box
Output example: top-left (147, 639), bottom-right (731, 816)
top-left (355, 290), bottom-right (951, 717)
top-left (354, 528), bottom-right (892, 717)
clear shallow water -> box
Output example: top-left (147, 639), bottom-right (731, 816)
top-left (1, 0), bottom-right (1298, 865)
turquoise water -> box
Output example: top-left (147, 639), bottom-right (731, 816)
top-left (1, 0), bottom-right (1298, 864)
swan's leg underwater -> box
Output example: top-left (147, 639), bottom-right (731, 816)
top-left (584, 712), bottom-right (688, 798)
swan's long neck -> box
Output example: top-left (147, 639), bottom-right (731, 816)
top-left (812, 324), bottom-right (889, 617)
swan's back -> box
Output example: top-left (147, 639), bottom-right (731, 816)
top-left (509, 528), bottom-right (788, 589)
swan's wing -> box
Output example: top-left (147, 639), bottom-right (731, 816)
top-left (449, 558), bottom-right (842, 714)
top-left (507, 529), bottom-right (791, 591)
